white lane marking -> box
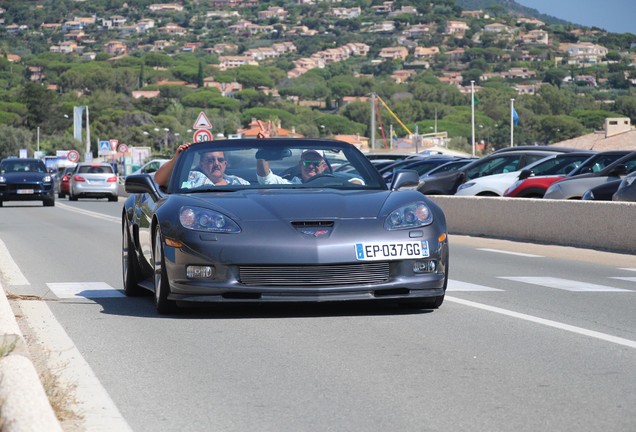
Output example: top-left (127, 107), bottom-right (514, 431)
top-left (500, 276), bottom-right (633, 292)
top-left (0, 239), bottom-right (29, 285)
top-left (610, 277), bottom-right (636, 283)
top-left (19, 300), bottom-right (133, 431)
top-left (619, 268), bottom-right (636, 272)
top-left (477, 248), bottom-right (543, 258)
top-left (46, 282), bottom-right (125, 299)
top-left (446, 296), bottom-right (636, 349)
top-left (447, 280), bottom-right (503, 292)
top-left (56, 202), bottom-right (120, 224)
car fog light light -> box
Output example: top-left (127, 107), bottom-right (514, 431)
top-left (186, 265), bottom-right (215, 279)
top-left (413, 260), bottom-right (436, 273)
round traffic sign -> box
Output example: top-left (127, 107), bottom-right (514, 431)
top-left (67, 150), bottom-right (80, 163)
top-left (118, 143), bottom-right (128, 154)
top-left (193, 129), bottom-right (213, 143)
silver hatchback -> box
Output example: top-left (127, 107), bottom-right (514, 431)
top-left (69, 163), bottom-right (119, 201)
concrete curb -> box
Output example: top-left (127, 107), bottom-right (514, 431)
top-left (0, 284), bottom-right (63, 432)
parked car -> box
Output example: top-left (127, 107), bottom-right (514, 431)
top-left (544, 151), bottom-right (636, 200)
top-left (0, 158), bottom-right (55, 207)
top-left (56, 166), bottom-right (76, 198)
top-left (612, 171), bottom-right (636, 202)
top-left (382, 156), bottom-right (469, 184)
top-left (455, 151), bottom-right (595, 196)
top-left (131, 159), bottom-right (169, 176)
top-left (417, 146), bottom-right (576, 195)
top-left (69, 163), bottom-right (119, 201)
top-left (581, 179), bottom-right (623, 201)
top-left (123, 139), bottom-right (449, 314)
top-left (504, 150), bottom-right (630, 198)
top-left (420, 158), bottom-right (477, 179)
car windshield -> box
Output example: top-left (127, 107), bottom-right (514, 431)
top-left (170, 140), bottom-right (386, 193)
top-left (0, 160), bottom-right (46, 173)
top-left (528, 154), bottom-right (595, 176)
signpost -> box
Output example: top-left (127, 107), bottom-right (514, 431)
top-left (193, 129), bottom-right (213, 143)
top-left (67, 150), bottom-right (80, 163)
top-left (193, 112), bottom-right (212, 130)
top-left (193, 111), bottom-right (213, 142)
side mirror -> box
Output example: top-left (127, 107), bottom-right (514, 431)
top-left (125, 174), bottom-right (162, 199)
top-left (608, 164), bottom-right (627, 177)
top-left (390, 169), bottom-right (419, 190)
top-left (518, 169), bottom-right (532, 180)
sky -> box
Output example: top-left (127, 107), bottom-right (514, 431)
top-left (517, 0), bottom-right (635, 35)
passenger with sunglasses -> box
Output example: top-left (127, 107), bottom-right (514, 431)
top-left (257, 149), bottom-right (329, 184)
top-left (155, 143), bottom-right (249, 188)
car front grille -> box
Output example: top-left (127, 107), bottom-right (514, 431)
top-left (239, 262), bottom-right (390, 286)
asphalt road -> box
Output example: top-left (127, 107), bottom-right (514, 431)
top-left (1, 199), bottom-right (635, 432)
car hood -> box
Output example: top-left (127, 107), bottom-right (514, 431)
top-left (174, 189), bottom-right (410, 221)
top-left (2, 172), bottom-right (48, 181)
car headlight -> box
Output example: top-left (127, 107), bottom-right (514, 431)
top-left (43, 175), bottom-right (52, 183)
top-left (581, 190), bottom-right (594, 200)
top-left (457, 182), bottom-right (475, 192)
top-left (0, 176), bottom-right (5, 183)
top-left (385, 202), bottom-right (433, 230)
top-left (545, 183), bottom-right (560, 195)
top-left (179, 206), bottom-right (241, 233)
top-left (625, 176), bottom-right (636, 187)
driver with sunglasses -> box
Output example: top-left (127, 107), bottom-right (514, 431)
top-left (155, 143), bottom-right (249, 188)
top-left (257, 150), bottom-right (328, 184)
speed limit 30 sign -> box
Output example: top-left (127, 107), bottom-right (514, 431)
top-left (193, 129), bottom-right (213, 143)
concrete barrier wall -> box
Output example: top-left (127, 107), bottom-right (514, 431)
top-left (429, 196), bottom-right (636, 255)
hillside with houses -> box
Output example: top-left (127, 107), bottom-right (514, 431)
top-left (0, 0), bottom-right (635, 157)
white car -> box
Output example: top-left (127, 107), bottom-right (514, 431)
top-left (131, 159), bottom-right (169, 176)
top-left (455, 151), bottom-right (596, 197)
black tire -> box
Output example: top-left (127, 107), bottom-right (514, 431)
top-left (122, 220), bottom-right (145, 297)
top-left (58, 192), bottom-right (65, 199)
top-left (153, 228), bottom-right (178, 315)
top-left (109, 195), bottom-right (118, 202)
top-left (0, 201), bottom-right (3, 207)
top-left (69, 190), bottom-right (78, 201)
top-left (43, 199), bottom-right (55, 207)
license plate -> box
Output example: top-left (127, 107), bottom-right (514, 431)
top-left (17, 189), bottom-right (34, 194)
top-left (355, 241), bottom-right (429, 261)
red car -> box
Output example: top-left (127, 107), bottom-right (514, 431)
top-left (504, 175), bottom-right (565, 198)
top-left (57, 167), bottom-right (75, 199)
top-left (504, 150), bottom-right (630, 198)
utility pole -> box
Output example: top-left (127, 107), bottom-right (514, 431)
top-left (471, 80), bottom-right (475, 156)
top-left (370, 93), bottom-right (376, 150)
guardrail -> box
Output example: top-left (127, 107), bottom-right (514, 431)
top-left (428, 196), bottom-right (636, 255)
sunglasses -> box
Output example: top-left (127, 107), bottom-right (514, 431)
top-left (201, 157), bottom-right (226, 164)
top-left (302, 160), bottom-right (323, 168)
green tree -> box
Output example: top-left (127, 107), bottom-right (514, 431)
top-left (0, 125), bottom-right (34, 158)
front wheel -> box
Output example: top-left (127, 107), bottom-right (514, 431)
top-left (153, 228), bottom-right (178, 315)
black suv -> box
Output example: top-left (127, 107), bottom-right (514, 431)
top-left (0, 158), bottom-right (56, 206)
top-left (417, 146), bottom-right (578, 195)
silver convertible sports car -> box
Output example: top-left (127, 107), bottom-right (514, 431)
top-left (122, 139), bottom-right (449, 314)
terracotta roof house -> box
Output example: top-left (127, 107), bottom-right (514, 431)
top-left (552, 118), bottom-right (636, 151)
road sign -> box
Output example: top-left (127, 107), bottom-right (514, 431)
top-left (110, 139), bottom-right (119, 150)
top-left (98, 140), bottom-right (110, 156)
top-left (67, 150), bottom-right (80, 163)
top-left (117, 143), bottom-right (128, 154)
top-left (193, 112), bottom-right (212, 130)
top-left (193, 129), bottom-right (213, 143)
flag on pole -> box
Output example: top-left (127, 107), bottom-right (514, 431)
top-left (512, 107), bottom-right (519, 126)
top-left (73, 106), bottom-right (84, 143)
